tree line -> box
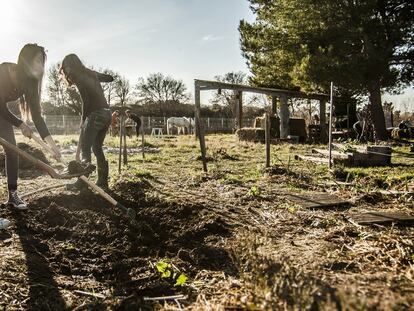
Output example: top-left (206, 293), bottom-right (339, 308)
top-left (43, 65), bottom-right (266, 119)
top-left (44, 64), bottom-right (192, 115)
top-left (239, 0), bottom-right (414, 140)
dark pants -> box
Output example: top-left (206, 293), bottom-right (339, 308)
top-left (0, 115), bottom-right (18, 191)
top-left (132, 118), bottom-right (141, 138)
top-left (81, 109), bottom-right (111, 166)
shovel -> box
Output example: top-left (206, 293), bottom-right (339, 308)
top-left (0, 136), bottom-right (136, 219)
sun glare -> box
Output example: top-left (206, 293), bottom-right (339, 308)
top-left (0, 2), bottom-right (16, 37)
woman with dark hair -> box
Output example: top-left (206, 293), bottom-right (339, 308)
top-left (60, 54), bottom-right (113, 189)
top-left (0, 43), bottom-right (61, 214)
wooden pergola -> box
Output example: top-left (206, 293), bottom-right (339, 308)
top-left (193, 79), bottom-right (351, 172)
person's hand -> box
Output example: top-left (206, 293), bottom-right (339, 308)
top-left (44, 136), bottom-right (62, 161)
top-left (19, 122), bottom-right (33, 138)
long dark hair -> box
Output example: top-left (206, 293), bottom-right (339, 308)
top-left (17, 43), bottom-right (46, 121)
top-left (60, 54), bottom-right (86, 86)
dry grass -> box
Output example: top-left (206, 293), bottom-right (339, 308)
top-left (0, 133), bottom-right (413, 310)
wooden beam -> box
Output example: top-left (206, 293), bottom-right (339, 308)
top-left (279, 95), bottom-right (289, 139)
top-left (194, 84), bottom-right (207, 172)
top-left (195, 79), bottom-right (332, 101)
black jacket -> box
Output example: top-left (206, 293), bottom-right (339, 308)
top-left (72, 69), bottom-right (113, 121)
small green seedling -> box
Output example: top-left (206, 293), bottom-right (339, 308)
top-left (248, 186), bottom-right (261, 197)
top-left (156, 260), bottom-right (188, 286)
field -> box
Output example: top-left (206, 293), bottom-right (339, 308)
top-left (0, 134), bottom-right (413, 310)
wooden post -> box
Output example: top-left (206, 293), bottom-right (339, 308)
top-left (238, 91), bottom-right (243, 129)
top-left (265, 113), bottom-right (271, 168)
top-left (141, 116), bottom-right (145, 159)
top-left (194, 82), bottom-right (207, 172)
top-left (319, 99), bottom-right (327, 143)
top-left (328, 82), bottom-right (334, 169)
top-left (118, 115), bottom-right (123, 173)
top-left (271, 96), bottom-right (277, 115)
top-left (279, 94), bottom-right (289, 139)
top-left (123, 119), bottom-right (127, 166)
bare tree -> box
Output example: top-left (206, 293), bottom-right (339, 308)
top-left (101, 69), bottom-right (120, 106)
top-left (136, 73), bottom-right (189, 103)
top-left (47, 63), bottom-right (82, 115)
top-left (211, 71), bottom-right (249, 118)
top-left (115, 75), bottom-right (131, 106)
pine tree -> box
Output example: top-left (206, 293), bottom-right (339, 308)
top-left (240, 0), bottom-right (414, 140)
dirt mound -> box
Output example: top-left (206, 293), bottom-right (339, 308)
top-left (0, 142), bottom-right (49, 170)
top-left (64, 160), bottom-right (96, 175)
top-left (2, 178), bottom-right (236, 309)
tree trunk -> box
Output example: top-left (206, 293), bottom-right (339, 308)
top-left (368, 79), bottom-right (387, 141)
top-left (279, 95), bottom-right (289, 139)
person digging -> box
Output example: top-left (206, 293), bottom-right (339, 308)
top-left (0, 44), bottom-right (61, 214)
top-left (60, 54), bottom-right (113, 190)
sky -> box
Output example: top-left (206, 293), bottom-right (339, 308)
top-left (0, 0), bottom-right (254, 103)
top-left (0, 0), bottom-right (412, 109)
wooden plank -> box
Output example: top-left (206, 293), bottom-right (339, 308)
top-left (295, 154), bottom-right (330, 164)
top-left (194, 79), bottom-right (334, 101)
top-left (350, 212), bottom-right (414, 226)
top-left (286, 193), bottom-right (350, 209)
top-left (312, 148), bottom-right (350, 159)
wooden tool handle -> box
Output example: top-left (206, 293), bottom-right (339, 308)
top-left (79, 176), bottom-right (116, 205)
top-left (29, 134), bottom-right (136, 219)
top-left (31, 135), bottom-right (54, 156)
top-left (0, 137), bottom-right (61, 179)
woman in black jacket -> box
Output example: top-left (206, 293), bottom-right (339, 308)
top-left (0, 44), bottom-right (61, 212)
top-left (60, 54), bottom-right (113, 189)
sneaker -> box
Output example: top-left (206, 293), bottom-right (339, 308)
top-left (7, 191), bottom-right (28, 210)
top-left (0, 218), bottom-right (10, 230)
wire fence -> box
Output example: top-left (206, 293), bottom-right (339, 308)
top-left (29, 115), bottom-right (255, 135)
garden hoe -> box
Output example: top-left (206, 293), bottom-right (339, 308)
top-left (0, 136), bottom-right (136, 219)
